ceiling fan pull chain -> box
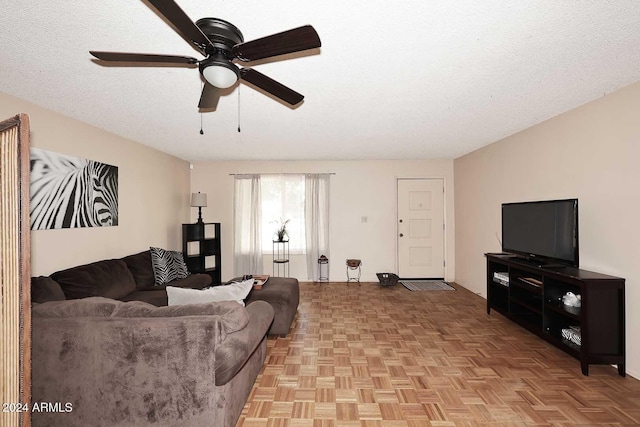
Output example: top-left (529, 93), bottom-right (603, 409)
top-left (200, 80), bottom-right (204, 135)
top-left (237, 85), bottom-right (241, 133)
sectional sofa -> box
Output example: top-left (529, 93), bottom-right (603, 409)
top-left (32, 297), bottom-right (273, 426)
top-left (30, 249), bottom-right (300, 426)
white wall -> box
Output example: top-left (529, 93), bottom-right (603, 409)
top-left (191, 160), bottom-right (455, 283)
top-left (1, 91), bottom-right (191, 275)
top-left (454, 80), bottom-right (640, 378)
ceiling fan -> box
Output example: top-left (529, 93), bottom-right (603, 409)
top-left (90, 0), bottom-right (321, 109)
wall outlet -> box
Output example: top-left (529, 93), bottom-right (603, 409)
top-left (361, 216), bottom-right (368, 223)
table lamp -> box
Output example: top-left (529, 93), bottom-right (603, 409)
top-left (191, 192), bottom-right (207, 224)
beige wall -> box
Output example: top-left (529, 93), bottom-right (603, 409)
top-left (454, 81), bottom-right (640, 378)
top-left (0, 91), bottom-right (191, 276)
top-left (191, 160), bottom-right (455, 283)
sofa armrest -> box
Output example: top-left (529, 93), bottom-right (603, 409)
top-left (214, 301), bottom-right (274, 386)
top-left (32, 314), bottom-right (224, 426)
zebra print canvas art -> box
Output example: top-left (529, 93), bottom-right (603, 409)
top-left (30, 148), bottom-right (118, 230)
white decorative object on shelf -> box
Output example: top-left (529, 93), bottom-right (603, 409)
top-left (561, 326), bottom-right (582, 346)
top-left (562, 292), bottom-right (582, 307)
top-left (493, 271), bottom-right (509, 286)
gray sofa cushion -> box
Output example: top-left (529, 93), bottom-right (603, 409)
top-left (32, 297), bottom-right (121, 318)
top-left (119, 289), bottom-right (169, 306)
top-left (31, 276), bottom-right (66, 303)
top-left (34, 297), bottom-right (251, 343)
top-left (112, 299), bottom-right (249, 336)
top-left (162, 273), bottom-right (212, 290)
top-left (121, 250), bottom-right (156, 290)
top-left (51, 259), bottom-right (137, 300)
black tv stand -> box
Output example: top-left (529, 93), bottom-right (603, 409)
top-left (508, 254), bottom-right (566, 269)
top-left (486, 253), bottom-right (625, 376)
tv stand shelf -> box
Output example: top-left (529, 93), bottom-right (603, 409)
top-left (486, 253), bottom-right (625, 376)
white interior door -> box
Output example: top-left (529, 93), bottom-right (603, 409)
top-left (397, 178), bottom-right (445, 279)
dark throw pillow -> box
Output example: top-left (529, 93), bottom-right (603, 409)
top-left (149, 247), bottom-right (190, 286)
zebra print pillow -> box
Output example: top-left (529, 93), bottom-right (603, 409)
top-left (149, 247), bottom-right (190, 286)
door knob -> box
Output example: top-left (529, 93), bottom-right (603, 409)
top-left (399, 233), bottom-right (404, 237)
top-left (399, 219), bottom-right (403, 223)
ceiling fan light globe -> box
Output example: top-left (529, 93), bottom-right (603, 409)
top-left (203, 64), bottom-right (238, 89)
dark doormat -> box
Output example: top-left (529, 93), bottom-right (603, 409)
top-left (400, 280), bottom-right (455, 291)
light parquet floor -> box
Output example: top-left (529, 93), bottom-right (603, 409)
top-left (237, 282), bottom-right (640, 426)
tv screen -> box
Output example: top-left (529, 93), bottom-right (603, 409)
top-left (502, 199), bottom-right (579, 267)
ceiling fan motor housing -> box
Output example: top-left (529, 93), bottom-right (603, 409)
top-left (196, 18), bottom-right (244, 88)
top-left (196, 18), bottom-right (244, 55)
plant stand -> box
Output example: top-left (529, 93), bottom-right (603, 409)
top-left (346, 259), bottom-right (361, 284)
top-left (272, 240), bottom-right (290, 277)
top-left (317, 257), bottom-right (329, 282)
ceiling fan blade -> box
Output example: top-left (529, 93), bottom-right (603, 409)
top-left (240, 68), bottom-right (304, 105)
top-left (147, 0), bottom-right (214, 53)
top-left (198, 82), bottom-right (221, 109)
top-left (233, 26), bottom-right (321, 62)
top-left (90, 51), bottom-right (198, 65)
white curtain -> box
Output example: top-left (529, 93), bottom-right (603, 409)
top-left (305, 174), bottom-right (330, 280)
top-left (233, 174), bottom-right (263, 276)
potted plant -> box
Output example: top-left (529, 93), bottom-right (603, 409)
top-left (274, 218), bottom-right (290, 242)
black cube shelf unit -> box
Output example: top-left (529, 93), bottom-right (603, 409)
top-left (486, 253), bottom-right (625, 376)
top-left (182, 222), bottom-right (221, 286)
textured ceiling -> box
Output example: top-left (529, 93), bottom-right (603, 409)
top-left (2, 1), bottom-right (640, 161)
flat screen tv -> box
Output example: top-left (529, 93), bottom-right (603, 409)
top-left (502, 198), bottom-right (579, 267)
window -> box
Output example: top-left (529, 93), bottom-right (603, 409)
top-left (234, 173), bottom-right (330, 279)
top-left (260, 174), bottom-right (305, 253)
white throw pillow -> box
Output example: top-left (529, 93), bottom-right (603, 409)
top-left (166, 278), bottom-right (254, 306)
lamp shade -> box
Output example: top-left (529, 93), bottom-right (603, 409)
top-left (191, 192), bottom-right (207, 207)
top-left (202, 64), bottom-right (239, 89)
